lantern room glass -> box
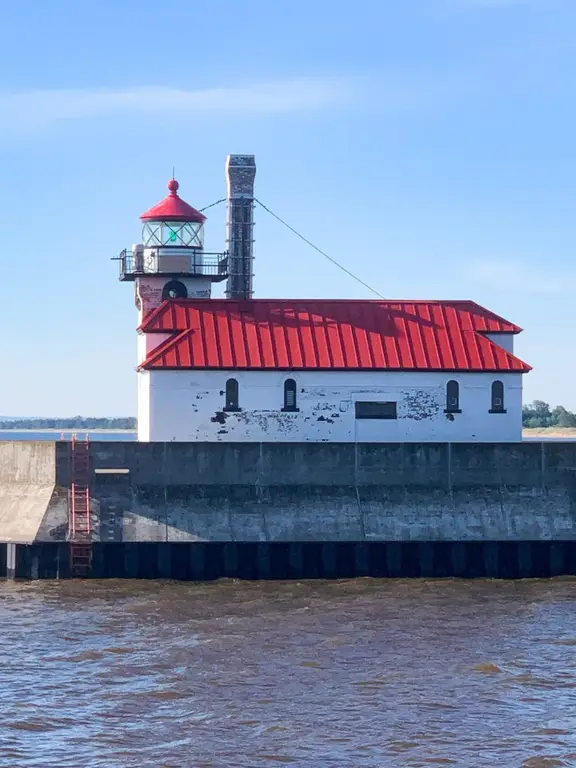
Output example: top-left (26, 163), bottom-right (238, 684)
top-left (142, 220), bottom-right (204, 249)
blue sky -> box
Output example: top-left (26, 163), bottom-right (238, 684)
top-left (0, 0), bottom-right (574, 416)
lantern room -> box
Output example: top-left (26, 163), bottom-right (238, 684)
top-left (140, 179), bottom-right (206, 250)
top-left (116, 178), bottom-right (228, 282)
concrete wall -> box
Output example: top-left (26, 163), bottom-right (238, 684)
top-left (52, 440), bottom-right (576, 544)
top-left (3, 440), bottom-right (576, 547)
top-left (0, 442), bottom-right (65, 543)
top-left (141, 370), bottom-right (523, 443)
top-left (0, 440), bottom-right (56, 484)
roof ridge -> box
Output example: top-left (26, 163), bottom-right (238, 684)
top-left (161, 298), bottom-right (482, 304)
top-left (142, 298), bottom-right (522, 334)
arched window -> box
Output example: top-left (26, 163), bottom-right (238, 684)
top-left (282, 379), bottom-right (298, 411)
top-left (162, 280), bottom-right (188, 300)
top-left (224, 378), bottom-right (240, 411)
top-left (490, 380), bottom-right (506, 413)
top-left (445, 380), bottom-right (460, 413)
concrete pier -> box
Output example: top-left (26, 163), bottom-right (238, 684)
top-left (1, 440), bottom-right (576, 578)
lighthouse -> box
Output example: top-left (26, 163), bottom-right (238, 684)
top-left (121, 156), bottom-right (530, 444)
top-left (118, 178), bottom-right (228, 331)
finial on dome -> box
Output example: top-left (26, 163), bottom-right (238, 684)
top-left (140, 177), bottom-right (206, 223)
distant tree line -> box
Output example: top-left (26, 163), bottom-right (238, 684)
top-left (0, 417), bottom-right (137, 430)
top-left (523, 401), bottom-right (576, 428)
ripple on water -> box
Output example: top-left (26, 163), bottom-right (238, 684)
top-left (1, 578), bottom-right (576, 767)
top-left (473, 662), bottom-right (504, 673)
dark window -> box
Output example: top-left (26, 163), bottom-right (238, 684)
top-left (490, 380), bottom-right (506, 413)
top-left (162, 280), bottom-right (188, 300)
top-left (224, 378), bottom-right (240, 411)
top-left (282, 379), bottom-right (298, 411)
top-left (445, 380), bottom-right (461, 413)
top-left (355, 401), bottom-right (397, 420)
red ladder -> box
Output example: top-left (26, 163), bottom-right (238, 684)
top-left (69, 434), bottom-right (92, 577)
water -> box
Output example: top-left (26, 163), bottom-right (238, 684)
top-left (1, 579), bottom-right (575, 767)
top-left (0, 431), bottom-right (136, 441)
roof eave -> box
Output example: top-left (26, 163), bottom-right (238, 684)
top-left (140, 364), bottom-right (532, 373)
top-left (478, 327), bottom-right (523, 335)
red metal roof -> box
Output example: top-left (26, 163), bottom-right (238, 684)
top-left (139, 299), bottom-right (531, 373)
top-left (140, 179), bottom-right (206, 223)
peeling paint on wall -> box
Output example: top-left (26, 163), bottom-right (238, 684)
top-left (232, 409), bottom-right (301, 435)
top-left (403, 390), bottom-right (442, 421)
top-left (140, 370), bottom-right (523, 442)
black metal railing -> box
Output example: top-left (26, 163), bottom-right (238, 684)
top-left (115, 249), bottom-right (229, 280)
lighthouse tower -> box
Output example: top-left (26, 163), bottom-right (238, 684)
top-left (117, 178), bottom-right (228, 364)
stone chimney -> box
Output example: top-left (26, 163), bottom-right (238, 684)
top-left (225, 155), bottom-right (256, 300)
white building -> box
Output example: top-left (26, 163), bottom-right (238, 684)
top-left (119, 156), bottom-right (531, 443)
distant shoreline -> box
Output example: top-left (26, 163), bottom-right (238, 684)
top-left (522, 427), bottom-right (576, 438)
top-left (0, 428), bottom-right (137, 434)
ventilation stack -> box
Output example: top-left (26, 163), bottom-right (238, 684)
top-left (225, 154), bottom-right (256, 300)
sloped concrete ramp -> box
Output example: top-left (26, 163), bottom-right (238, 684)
top-left (0, 442), bottom-right (63, 543)
top-left (0, 484), bottom-right (56, 542)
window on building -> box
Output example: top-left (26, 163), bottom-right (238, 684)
top-left (490, 380), bottom-right (506, 413)
top-left (355, 401), bottom-right (397, 420)
top-left (282, 379), bottom-right (298, 411)
top-left (224, 378), bottom-right (240, 411)
top-left (445, 380), bottom-right (461, 413)
top-left (162, 280), bottom-right (188, 300)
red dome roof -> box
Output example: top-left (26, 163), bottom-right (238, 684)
top-left (140, 179), bottom-right (206, 223)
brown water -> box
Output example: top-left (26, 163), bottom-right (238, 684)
top-left (1, 580), bottom-right (576, 768)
